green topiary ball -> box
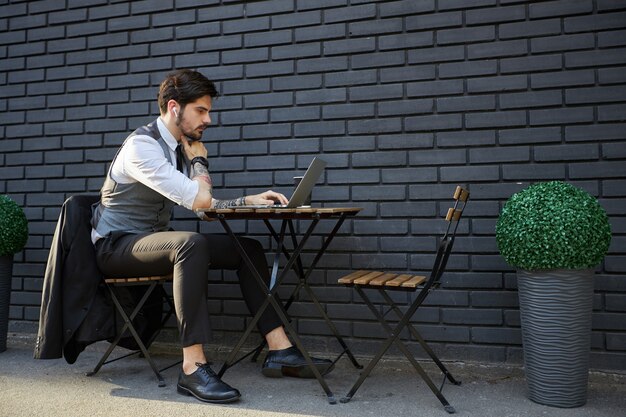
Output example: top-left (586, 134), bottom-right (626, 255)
top-left (0, 195), bottom-right (29, 257)
top-left (496, 181), bottom-right (611, 270)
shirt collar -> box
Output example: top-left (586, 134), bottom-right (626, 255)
top-left (157, 117), bottom-right (178, 152)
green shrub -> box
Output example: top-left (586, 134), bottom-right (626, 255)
top-left (0, 195), bottom-right (29, 257)
top-left (496, 181), bottom-right (611, 270)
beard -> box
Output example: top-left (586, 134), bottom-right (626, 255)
top-left (175, 108), bottom-right (207, 141)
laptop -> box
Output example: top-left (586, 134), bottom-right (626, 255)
top-left (239, 157), bottom-right (327, 209)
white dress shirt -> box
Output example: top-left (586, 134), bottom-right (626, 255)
top-left (91, 117), bottom-right (199, 243)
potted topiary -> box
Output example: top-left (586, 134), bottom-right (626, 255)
top-left (0, 195), bottom-right (29, 353)
top-left (495, 181), bottom-right (612, 408)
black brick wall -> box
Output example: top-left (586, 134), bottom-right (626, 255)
top-left (1, 0), bottom-right (625, 370)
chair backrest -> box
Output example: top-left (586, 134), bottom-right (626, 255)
top-left (425, 185), bottom-right (469, 290)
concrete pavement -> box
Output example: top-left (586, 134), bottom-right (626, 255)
top-left (1, 332), bottom-right (625, 417)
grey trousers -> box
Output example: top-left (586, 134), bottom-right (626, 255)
top-left (95, 231), bottom-right (283, 347)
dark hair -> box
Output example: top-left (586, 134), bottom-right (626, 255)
top-left (157, 69), bottom-right (219, 114)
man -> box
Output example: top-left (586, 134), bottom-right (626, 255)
top-left (91, 69), bottom-right (333, 403)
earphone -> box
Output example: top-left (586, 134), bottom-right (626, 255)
top-left (173, 108), bottom-right (178, 117)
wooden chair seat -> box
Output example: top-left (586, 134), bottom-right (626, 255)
top-left (338, 270), bottom-right (426, 289)
top-left (104, 274), bottom-right (173, 285)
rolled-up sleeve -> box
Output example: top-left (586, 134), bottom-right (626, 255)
top-left (123, 135), bottom-right (199, 210)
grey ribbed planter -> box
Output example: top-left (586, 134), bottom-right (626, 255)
top-left (517, 269), bottom-right (594, 408)
top-left (0, 255), bottom-right (13, 353)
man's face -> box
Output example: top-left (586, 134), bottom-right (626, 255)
top-left (175, 96), bottom-right (213, 141)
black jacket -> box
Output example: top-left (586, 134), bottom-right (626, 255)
top-left (35, 193), bottom-right (168, 363)
top-left (34, 194), bottom-right (115, 363)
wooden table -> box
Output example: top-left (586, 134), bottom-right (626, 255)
top-left (197, 206), bottom-right (363, 404)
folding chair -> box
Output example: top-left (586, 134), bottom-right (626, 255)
top-left (86, 274), bottom-right (178, 387)
top-left (337, 186), bottom-right (469, 414)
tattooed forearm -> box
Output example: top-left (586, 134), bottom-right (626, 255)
top-left (212, 196), bottom-right (246, 209)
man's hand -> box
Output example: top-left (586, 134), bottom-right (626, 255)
top-left (180, 135), bottom-right (208, 160)
top-left (245, 190), bottom-right (289, 206)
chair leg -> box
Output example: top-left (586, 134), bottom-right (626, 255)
top-left (341, 287), bottom-right (456, 414)
top-left (86, 283), bottom-right (166, 387)
top-left (380, 290), bottom-right (460, 386)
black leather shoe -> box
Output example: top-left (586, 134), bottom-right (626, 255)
top-left (262, 346), bottom-right (334, 378)
top-left (177, 363), bottom-right (241, 403)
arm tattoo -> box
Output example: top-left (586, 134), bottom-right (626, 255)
top-left (212, 196), bottom-right (246, 209)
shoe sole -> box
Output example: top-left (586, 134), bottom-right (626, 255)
top-left (177, 384), bottom-right (241, 404)
top-left (262, 362), bottom-right (335, 379)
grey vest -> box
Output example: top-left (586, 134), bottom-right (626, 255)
top-left (92, 120), bottom-right (177, 237)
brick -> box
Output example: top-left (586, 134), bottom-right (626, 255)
top-left (9, 41), bottom-right (45, 57)
top-left (352, 50), bottom-right (405, 69)
top-left (380, 65), bottom-right (435, 84)
top-left (606, 334), bottom-right (626, 351)
top-left (470, 146), bottom-right (529, 164)
top-left (500, 18), bottom-right (562, 39)
top-left (530, 0), bottom-right (593, 19)
top-left (246, 0), bottom-right (293, 16)
top-left (468, 39), bottom-right (528, 59)
top-left (502, 163), bottom-right (566, 180)
top-left (379, 32), bottom-right (432, 51)
top-left (466, 111), bottom-right (526, 129)
top-left (381, 167), bottom-right (437, 184)
top-left (176, 22), bottom-right (220, 39)
top-left (269, 106), bottom-right (317, 122)
top-left (531, 33), bottom-right (595, 54)
top-left (438, 0), bottom-right (495, 10)
top-left (443, 309), bottom-right (502, 325)
top-left (602, 144), bottom-right (626, 160)
top-left (349, 18), bottom-right (402, 37)
top-left (350, 84), bottom-right (403, 102)
top-left (295, 88), bottom-right (344, 105)
top-left (378, 99), bottom-right (433, 116)
top-left (440, 165), bottom-right (500, 182)
top-left (565, 123), bottom-right (626, 142)
top-left (323, 136), bottom-right (375, 152)
top-left (326, 168), bottom-right (379, 185)
top-left (599, 104), bottom-right (626, 122)
top-left (437, 26), bottom-right (494, 45)
top-left (530, 107), bottom-right (594, 125)
top-left (244, 29), bottom-right (292, 48)
top-left (270, 138), bottom-right (319, 155)
top-left (570, 161), bottom-right (626, 179)
top-left (297, 56), bottom-right (348, 73)
top-left (408, 45), bottom-right (464, 64)
top-left (439, 60), bottom-right (497, 78)
top-left (565, 11), bottom-right (626, 33)
top-left (532, 69), bottom-right (596, 89)
top-left (437, 130), bottom-right (495, 147)
top-left (407, 79), bottom-right (463, 97)
top-left (406, 11), bottom-right (462, 30)
top-left (598, 29), bottom-right (626, 48)
top-left (294, 120), bottom-right (344, 137)
top-left (272, 10), bottom-right (321, 28)
top-left (352, 151), bottom-right (406, 167)
top-left (566, 48), bottom-right (626, 68)
top-left (223, 16), bottom-right (270, 34)
top-left (323, 4), bottom-right (376, 23)
top-left (246, 61), bottom-right (294, 78)
top-left (354, 218), bottom-right (408, 234)
top-left (467, 74), bottom-right (527, 93)
top-left (566, 86), bottom-right (626, 104)
top-left (409, 149), bottom-right (466, 166)
top-left (247, 91), bottom-right (293, 108)
top-left (325, 69), bottom-right (376, 87)
top-left (500, 90), bottom-right (563, 109)
top-left (501, 54), bottom-right (563, 74)
top-left (437, 95), bottom-right (495, 113)
top-left (296, 23), bottom-right (345, 42)
top-left (10, 14), bottom-right (46, 30)
top-left (467, 5), bottom-right (526, 24)
top-left (500, 126), bottom-right (561, 145)
top-left (67, 20), bottom-right (107, 37)
top-left (272, 42), bottom-right (320, 60)
top-left (472, 327), bottom-right (522, 345)
top-left (49, 9), bottom-right (87, 25)
top-left (198, 4), bottom-right (243, 21)
top-left (88, 32), bottom-right (128, 49)
top-left (322, 103), bottom-right (374, 119)
top-left (535, 143), bottom-right (599, 162)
